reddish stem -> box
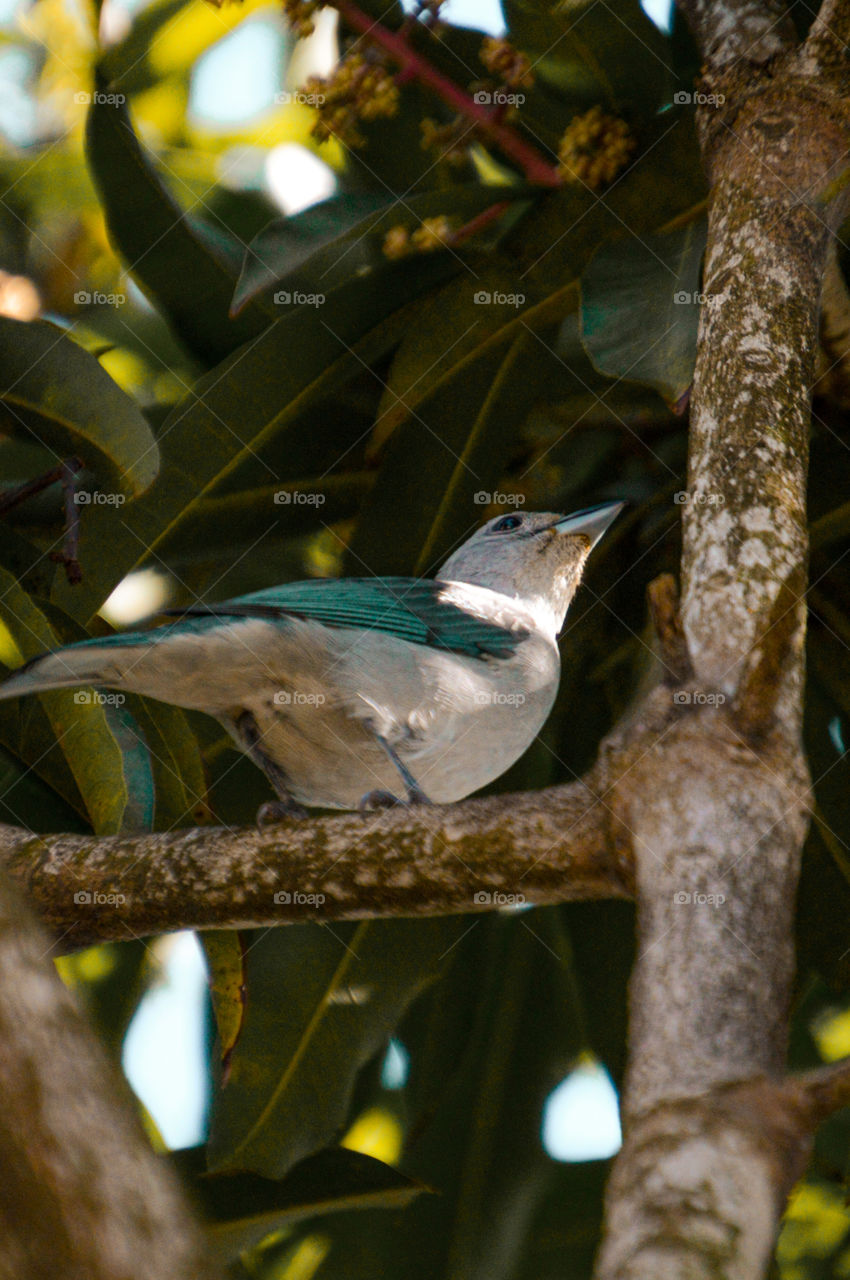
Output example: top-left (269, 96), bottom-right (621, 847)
top-left (334, 0), bottom-right (563, 187)
top-left (450, 199), bottom-right (511, 245)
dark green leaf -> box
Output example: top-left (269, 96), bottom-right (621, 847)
top-left (207, 917), bottom-right (464, 1178)
top-left (233, 186), bottom-right (528, 314)
top-left (51, 283), bottom-right (453, 624)
top-left (502, 0), bottom-right (673, 116)
top-left (173, 1145), bottom-right (428, 1261)
top-left (580, 215), bottom-right (707, 404)
top-left (85, 83), bottom-right (274, 364)
top-left (0, 316), bottom-right (159, 496)
top-left (0, 574), bottom-right (130, 833)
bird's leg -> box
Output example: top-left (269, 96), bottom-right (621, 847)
top-left (235, 712), bottom-right (309, 825)
top-left (359, 734), bottom-right (432, 812)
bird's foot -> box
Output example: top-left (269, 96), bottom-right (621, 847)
top-left (358, 786), bottom-right (431, 813)
top-left (256, 798), bottom-right (309, 828)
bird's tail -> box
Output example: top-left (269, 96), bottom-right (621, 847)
top-left (0, 632), bottom-right (156, 701)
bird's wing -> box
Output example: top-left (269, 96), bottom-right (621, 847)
top-left (165, 577), bottom-right (526, 659)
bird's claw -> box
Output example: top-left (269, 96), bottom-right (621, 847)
top-left (256, 798), bottom-right (309, 828)
top-left (358, 787), bottom-right (431, 813)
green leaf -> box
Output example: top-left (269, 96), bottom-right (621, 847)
top-left (0, 317), bottom-right (159, 497)
top-left (305, 911), bottom-right (591, 1280)
top-left (201, 930), bottom-right (247, 1073)
top-left (51, 284), bottom-right (452, 624)
top-left (85, 82), bottom-right (274, 364)
top-left (231, 194), bottom-right (394, 315)
top-left (507, 113), bottom-right (706, 291)
top-left (412, 329), bottom-right (552, 573)
top-left (370, 262), bottom-right (553, 450)
top-left (102, 700), bottom-right (155, 832)
top-left (123, 696), bottom-right (208, 828)
top-left (0, 739), bottom-right (85, 832)
top-left (158, 474), bottom-right (373, 562)
top-left (0, 574), bottom-right (130, 833)
top-left (207, 917), bottom-right (464, 1178)
top-left (580, 215), bottom-right (708, 405)
top-left (97, 0), bottom-right (191, 95)
top-left (502, 0), bottom-right (672, 116)
top-left (348, 336), bottom-right (512, 575)
top-left (232, 186), bottom-right (528, 315)
top-left (173, 1145), bottom-right (429, 1262)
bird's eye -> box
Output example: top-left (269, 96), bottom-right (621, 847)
top-left (493, 515), bottom-right (522, 532)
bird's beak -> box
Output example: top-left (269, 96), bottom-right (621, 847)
top-left (553, 501), bottom-right (626, 548)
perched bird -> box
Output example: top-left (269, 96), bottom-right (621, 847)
top-left (0, 503), bottom-right (623, 819)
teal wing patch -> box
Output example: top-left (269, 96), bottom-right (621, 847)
top-left (167, 578), bottom-right (525, 660)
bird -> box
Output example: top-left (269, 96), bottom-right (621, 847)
top-left (0, 503), bottom-right (623, 820)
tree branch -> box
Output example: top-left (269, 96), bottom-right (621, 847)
top-left (0, 779), bottom-right (628, 949)
top-left (0, 868), bottom-right (217, 1279)
top-left (674, 0), bottom-right (796, 69)
top-left (801, 0), bottom-right (850, 74)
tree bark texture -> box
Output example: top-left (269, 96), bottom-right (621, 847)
top-left (595, 7), bottom-right (850, 1278)
top-left (0, 868), bottom-right (218, 1280)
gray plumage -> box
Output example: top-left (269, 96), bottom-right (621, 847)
top-left (0, 504), bottom-right (623, 814)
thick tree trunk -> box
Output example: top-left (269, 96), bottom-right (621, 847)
top-left (0, 869), bottom-right (218, 1280)
top-left (595, 7), bottom-right (850, 1277)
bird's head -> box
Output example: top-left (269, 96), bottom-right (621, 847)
top-left (437, 503), bottom-right (625, 638)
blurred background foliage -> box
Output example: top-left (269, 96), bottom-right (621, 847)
top-left (0, 0), bottom-right (849, 1273)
